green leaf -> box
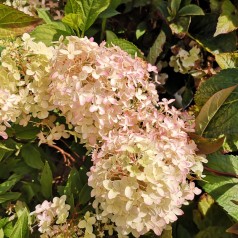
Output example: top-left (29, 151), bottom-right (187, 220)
top-left (78, 183), bottom-right (92, 205)
top-left (178, 4), bottom-right (204, 16)
top-left (99, 9), bottom-right (119, 18)
top-left (0, 143), bottom-right (13, 151)
top-left (3, 221), bottom-right (13, 237)
top-left (40, 161), bottom-right (53, 199)
top-left (0, 3), bottom-right (42, 38)
top-left (170, 0), bottom-right (181, 15)
top-left (161, 228), bottom-right (172, 238)
top-left (192, 194), bottom-right (233, 238)
top-left (0, 229), bottom-right (3, 238)
top-left (189, 14), bottom-right (237, 54)
top-left (65, 0), bottom-right (79, 14)
top-left (21, 183), bottom-right (37, 203)
top-left (64, 167), bottom-right (84, 196)
top-left (65, 0), bottom-right (110, 35)
top-left (0, 174), bottom-right (22, 195)
top-left (10, 208), bottom-right (29, 238)
top-left (136, 21), bottom-right (147, 39)
top-left (215, 53), bottom-right (238, 69)
top-left (106, 30), bottom-right (118, 42)
top-left (13, 124), bottom-right (40, 140)
top-left (21, 144), bottom-right (44, 169)
top-left (36, 8), bottom-right (53, 24)
top-left (0, 143), bottom-right (14, 161)
top-left (209, 0), bottom-right (223, 12)
top-left (226, 223), bottom-right (238, 235)
top-left (195, 227), bottom-right (232, 238)
top-left (30, 22), bottom-right (73, 46)
top-left (154, 0), bottom-right (169, 19)
top-left (0, 192), bottom-right (21, 203)
top-left (62, 13), bottom-right (82, 32)
top-left (195, 85), bottom-right (237, 135)
top-left (170, 16), bottom-right (191, 35)
top-left (147, 30), bottom-right (166, 65)
top-left (0, 218), bottom-right (9, 229)
top-left (214, 0), bottom-right (238, 36)
top-left (188, 133), bottom-right (225, 154)
top-left (195, 69), bottom-right (238, 151)
top-left (99, 0), bottom-right (121, 18)
top-left (199, 152), bottom-right (238, 222)
top-left (78, 166), bottom-right (89, 185)
top-left (108, 38), bottom-right (144, 58)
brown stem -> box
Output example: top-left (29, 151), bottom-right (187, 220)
top-left (46, 143), bottom-right (76, 166)
top-left (204, 166), bottom-right (238, 179)
top-left (59, 139), bottom-right (86, 166)
top-left (60, 139), bottom-right (81, 160)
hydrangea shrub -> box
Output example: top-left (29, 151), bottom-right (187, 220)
top-left (6, 0), bottom-right (238, 237)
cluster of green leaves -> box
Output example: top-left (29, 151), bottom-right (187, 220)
top-left (1, 0), bottom-right (238, 237)
top-left (0, 121), bottom-right (92, 237)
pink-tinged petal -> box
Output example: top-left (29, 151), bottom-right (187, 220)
top-left (147, 63), bottom-right (158, 73)
top-left (0, 131), bottom-right (8, 139)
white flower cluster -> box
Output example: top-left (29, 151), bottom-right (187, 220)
top-left (169, 45), bottom-right (201, 74)
top-left (88, 103), bottom-right (207, 237)
top-left (0, 34), bottom-right (54, 138)
top-left (0, 34), bottom-right (207, 237)
top-left (31, 195), bottom-right (71, 237)
top-left (32, 199), bottom-right (116, 238)
top-left (4, 0), bottom-right (35, 15)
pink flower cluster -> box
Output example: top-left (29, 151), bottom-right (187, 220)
top-left (49, 36), bottom-right (158, 147)
top-left (0, 34), bottom-right (206, 237)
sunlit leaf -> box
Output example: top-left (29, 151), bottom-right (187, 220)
top-left (188, 133), bottom-right (224, 154)
top-left (65, 0), bottom-right (110, 35)
top-left (195, 85), bottom-right (237, 135)
top-left (195, 69), bottom-right (238, 151)
top-left (170, 16), bottom-right (191, 35)
top-left (214, 0), bottom-right (238, 36)
top-left (0, 143), bottom-right (13, 151)
top-left (136, 21), bottom-right (147, 39)
top-left (108, 38), bottom-right (144, 58)
top-left (36, 8), bottom-right (52, 24)
top-left (0, 174), bottom-right (22, 195)
top-left (30, 22), bottom-right (73, 46)
top-left (178, 4), bottom-right (204, 16)
top-left (0, 4), bottom-right (42, 38)
top-left (215, 53), bottom-right (238, 69)
top-left (193, 193), bottom-right (233, 237)
top-left (62, 13), bottom-right (82, 31)
top-left (106, 30), bottom-right (118, 42)
top-left (147, 30), bottom-right (166, 65)
top-left (189, 14), bottom-right (236, 54)
top-left (10, 208), bottom-right (29, 238)
top-left (0, 229), bottom-right (3, 238)
top-left (199, 152), bottom-right (238, 221)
